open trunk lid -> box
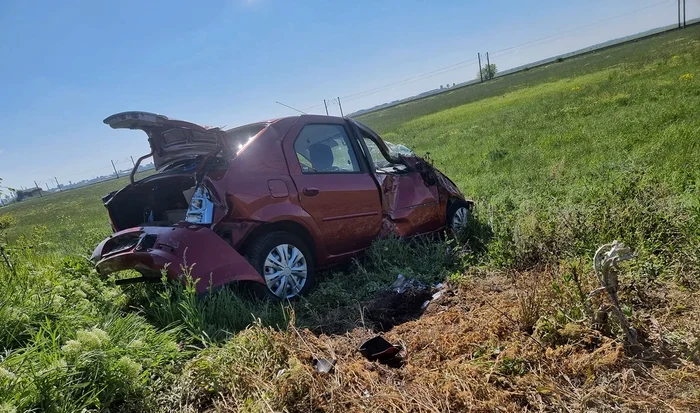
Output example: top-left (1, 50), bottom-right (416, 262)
top-left (104, 111), bottom-right (232, 170)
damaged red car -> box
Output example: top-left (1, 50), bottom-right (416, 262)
top-left (91, 111), bottom-right (472, 299)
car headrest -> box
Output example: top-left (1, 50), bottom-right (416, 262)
top-left (308, 144), bottom-right (334, 171)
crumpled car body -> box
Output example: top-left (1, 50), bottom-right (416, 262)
top-left (91, 111), bottom-right (472, 297)
top-left (91, 224), bottom-right (263, 295)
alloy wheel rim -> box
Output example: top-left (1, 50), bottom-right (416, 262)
top-left (263, 244), bottom-right (308, 298)
top-left (452, 207), bottom-right (469, 232)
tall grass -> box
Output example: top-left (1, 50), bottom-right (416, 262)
top-left (0, 226), bottom-right (179, 412)
top-left (131, 273), bottom-right (290, 345)
top-left (0, 226), bottom-right (288, 411)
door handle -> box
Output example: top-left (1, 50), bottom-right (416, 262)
top-left (303, 187), bottom-right (320, 197)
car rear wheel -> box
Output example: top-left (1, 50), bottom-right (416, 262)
top-left (446, 200), bottom-right (471, 234)
top-left (247, 231), bottom-right (315, 300)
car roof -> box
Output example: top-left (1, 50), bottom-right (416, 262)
top-left (224, 114), bottom-right (347, 133)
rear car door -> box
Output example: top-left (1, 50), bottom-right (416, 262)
top-left (284, 117), bottom-right (382, 257)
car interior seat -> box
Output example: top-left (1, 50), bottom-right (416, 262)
top-left (308, 143), bottom-right (334, 171)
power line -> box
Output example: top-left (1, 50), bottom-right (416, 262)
top-left (490, 0), bottom-right (672, 58)
top-left (275, 101), bottom-right (307, 114)
top-left (332, 0), bottom-right (673, 105)
top-left (340, 58), bottom-right (478, 102)
top-left (302, 102), bottom-right (325, 112)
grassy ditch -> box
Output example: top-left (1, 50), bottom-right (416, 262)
top-left (2, 25), bottom-right (700, 412)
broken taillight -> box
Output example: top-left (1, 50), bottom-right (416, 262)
top-left (185, 185), bottom-right (214, 225)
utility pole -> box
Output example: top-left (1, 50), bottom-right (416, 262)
top-left (323, 99), bottom-right (329, 116)
top-left (486, 52), bottom-right (491, 80)
top-left (34, 181), bottom-right (42, 197)
top-left (337, 97), bottom-right (344, 117)
top-left (130, 156), bottom-right (135, 167)
top-left (54, 177), bottom-right (61, 191)
top-left (683, 0), bottom-right (686, 28)
top-left (678, 0), bottom-right (682, 28)
top-left (478, 53), bottom-right (483, 82)
top-left (111, 160), bottom-right (120, 179)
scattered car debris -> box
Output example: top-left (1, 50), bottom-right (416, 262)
top-left (358, 336), bottom-right (400, 360)
top-left (367, 275), bottom-right (452, 330)
top-left (366, 275), bottom-right (432, 331)
top-left (358, 336), bottom-right (403, 367)
top-left (312, 358), bottom-right (336, 374)
top-left (431, 286), bottom-right (446, 301)
top-left (423, 282), bottom-right (450, 309)
top-left (389, 274), bottom-right (428, 293)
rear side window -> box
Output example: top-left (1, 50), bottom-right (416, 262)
top-left (294, 124), bottom-right (361, 173)
top-left (225, 122), bottom-right (270, 151)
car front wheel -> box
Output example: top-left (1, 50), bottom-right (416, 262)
top-left (247, 231), bottom-right (315, 300)
top-left (446, 199), bottom-right (471, 234)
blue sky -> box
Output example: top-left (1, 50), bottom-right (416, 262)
top-left (0, 0), bottom-right (696, 190)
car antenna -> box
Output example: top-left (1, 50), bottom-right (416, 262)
top-left (275, 101), bottom-right (306, 114)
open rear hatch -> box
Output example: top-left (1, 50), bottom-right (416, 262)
top-left (104, 111), bottom-right (232, 171)
top-left (102, 111), bottom-right (232, 231)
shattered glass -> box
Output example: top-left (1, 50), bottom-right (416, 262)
top-left (385, 141), bottom-right (416, 157)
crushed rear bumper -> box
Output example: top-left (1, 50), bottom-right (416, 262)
top-left (91, 224), bottom-right (265, 295)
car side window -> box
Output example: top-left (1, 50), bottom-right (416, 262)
top-left (294, 124), bottom-right (361, 173)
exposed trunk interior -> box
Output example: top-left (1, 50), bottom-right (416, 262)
top-left (106, 175), bottom-right (196, 231)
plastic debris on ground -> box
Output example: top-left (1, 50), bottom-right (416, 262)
top-left (389, 273), bottom-right (428, 293)
top-left (312, 358), bottom-right (336, 374)
top-left (358, 336), bottom-right (404, 367)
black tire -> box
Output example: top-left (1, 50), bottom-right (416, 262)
top-left (446, 199), bottom-right (471, 233)
top-left (247, 231), bottom-right (316, 300)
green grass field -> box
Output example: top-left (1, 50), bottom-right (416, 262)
top-left (357, 26), bottom-right (700, 134)
top-left (1, 25), bottom-right (699, 412)
top-left (1, 172), bottom-right (153, 255)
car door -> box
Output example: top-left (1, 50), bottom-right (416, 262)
top-left (351, 122), bottom-right (442, 236)
top-left (284, 117), bottom-right (382, 257)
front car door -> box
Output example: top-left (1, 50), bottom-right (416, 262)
top-left (284, 116), bottom-right (382, 258)
top-left (350, 122), bottom-right (442, 236)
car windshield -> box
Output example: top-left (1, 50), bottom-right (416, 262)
top-left (362, 138), bottom-right (415, 173)
top-left (385, 141), bottom-right (415, 158)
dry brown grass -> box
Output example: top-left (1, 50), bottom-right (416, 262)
top-left (161, 271), bottom-right (700, 413)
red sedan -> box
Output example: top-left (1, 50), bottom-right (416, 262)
top-left (91, 112), bottom-right (472, 299)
